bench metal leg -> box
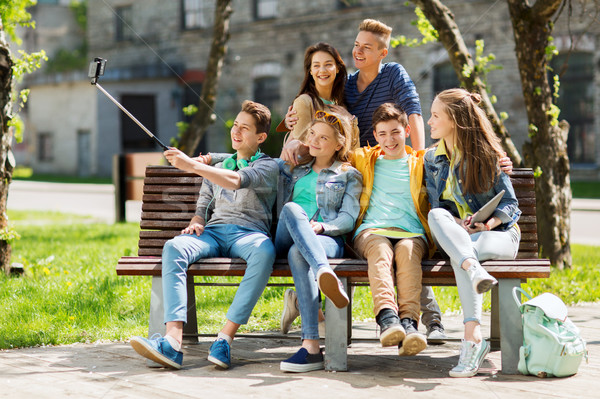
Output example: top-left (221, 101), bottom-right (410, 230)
top-left (148, 276), bottom-right (166, 337)
top-left (490, 285), bottom-right (500, 350)
top-left (498, 278), bottom-right (523, 374)
top-left (325, 276), bottom-right (349, 371)
top-left (182, 275), bottom-right (199, 343)
top-left (346, 285), bottom-right (353, 346)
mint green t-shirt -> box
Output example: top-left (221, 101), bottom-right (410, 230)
top-left (292, 169), bottom-right (323, 222)
top-left (354, 156), bottom-right (425, 237)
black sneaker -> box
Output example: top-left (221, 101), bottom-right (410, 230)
top-left (376, 309), bottom-right (405, 347)
top-left (398, 318), bottom-right (427, 356)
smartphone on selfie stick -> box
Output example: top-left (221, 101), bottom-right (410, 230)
top-left (88, 57), bottom-right (170, 151)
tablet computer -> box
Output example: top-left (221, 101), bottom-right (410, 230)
top-left (469, 189), bottom-right (505, 227)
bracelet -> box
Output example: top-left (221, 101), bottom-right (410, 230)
top-left (485, 224), bottom-right (491, 231)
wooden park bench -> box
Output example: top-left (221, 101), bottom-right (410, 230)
top-left (116, 165), bottom-right (551, 373)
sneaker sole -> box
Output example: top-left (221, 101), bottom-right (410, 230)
top-left (475, 278), bottom-right (498, 294)
top-left (317, 270), bottom-right (349, 308)
top-left (398, 333), bottom-right (427, 356)
top-left (130, 338), bottom-right (182, 369)
top-left (380, 325), bottom-right (406, 347)
top-left (207, 354), bottom-right (230, 369)
top-left (280, 360), bottom-right (324, 373)
top-left (280, 290), bottom-right (299, 334)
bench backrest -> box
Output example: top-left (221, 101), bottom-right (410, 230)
top-left (137, 166), bottom-right (539, 258)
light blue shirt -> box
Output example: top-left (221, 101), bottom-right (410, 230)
top-left (355, 156), bottom-right (425, 237)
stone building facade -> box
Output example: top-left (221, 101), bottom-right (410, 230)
top-left (20, 0), bottom-right (600, 178)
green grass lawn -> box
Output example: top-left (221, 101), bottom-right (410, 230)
top-left (571, 181), bottom-right (600, 199)
top-left (1, 210), bottom-right (599, 349)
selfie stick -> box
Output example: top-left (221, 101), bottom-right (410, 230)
top-left (89, 58), bottom-right (170, 151)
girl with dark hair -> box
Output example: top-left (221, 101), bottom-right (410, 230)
top-left (282, 42), bottom-right (357, 148)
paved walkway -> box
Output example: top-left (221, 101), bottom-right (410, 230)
top-left (1, 303), bottom-right (597, 398)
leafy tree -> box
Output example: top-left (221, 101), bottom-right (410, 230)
top-left (177, 0), bottom-right (232, 155)
top-left (0, 0), bottom-right (46, 273)
top-left (407, 0), bottom-right (574, 268)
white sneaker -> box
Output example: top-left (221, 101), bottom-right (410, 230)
top-left (316, 267), bottom-right (349, 308)
top-left (280, 289), bottom-right (300, 334)
top-left (467, 264), bottom-right (498, 294)
top-left (449, 339), bottom-right (490, 377)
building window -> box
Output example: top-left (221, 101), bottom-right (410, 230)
top-left (115, 6), bottom-right (134, 41)
top-left (433, 61), bottom-right (460, 95)
top-left (253, 77), bottom-right (280, 110)
top-left (337, 0), bottom-right (362, 9)
top-left (182, 0), bottom-right (214, 30)
top-left (120, 95), bottom-right (157, 151)
top-left (253, 0), bottom-right (277, 20)
top-left (551, 53), bottom-right (595, 164)
top-left (38, 133), bottom-right (53, 162)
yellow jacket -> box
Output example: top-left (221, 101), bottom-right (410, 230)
top-left (350, 144), bottom-right (435, 257)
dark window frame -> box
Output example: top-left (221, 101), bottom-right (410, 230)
top-left (38, 132), bottom-right (53, 162)
top-left (253, 76), bottom-right (281, 111)
top-left (115, 5), bottom-right (134, 42)
top-left (181, 0), bottom-right (214, 30)
top-left (550, 52), bottom-right (595, 164)
top-left (432, 61), bottom-right (460, 95)
top-left (337, 0), bottom-right (362, 9)
top-left (253, 0), bottom-right (278, 21)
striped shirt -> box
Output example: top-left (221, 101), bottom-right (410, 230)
top-left (345, 63), bottom-right (422, 147)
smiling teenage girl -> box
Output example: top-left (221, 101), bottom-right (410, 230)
top-left (281, 42), bottom-right (357, 148)
top-left (277, 110), bottom-right (362, 373)
top-left (424, 88), bottom-right (521, 377)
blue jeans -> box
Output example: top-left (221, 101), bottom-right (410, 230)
top-left (161, 224), bottom-right (275, 325)
top-left (428, 208), bottom-right (520, 324)
top-left (275, 202), bottom-right (344, 340)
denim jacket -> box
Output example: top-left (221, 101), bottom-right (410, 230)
top-left (276, 158), bottom-right (363, 236)
top-left (423, 147), bottom-right (521, 231)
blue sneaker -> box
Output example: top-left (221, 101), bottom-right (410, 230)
top-left (280, 348), bottom-right (324, 373)
top-left (130, 334), bottom-right (183, 369)
top-left (207, 338), bottom-right (231, 369)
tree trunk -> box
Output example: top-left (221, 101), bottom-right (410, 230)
top-left (413, 0), bottom-right (523, 166)
top-left (0, 17), bottom-right (15, 274)
top-left (507, 0), bottom-right (571, 269)
top-left (178, 0), bottom-right (233, 156)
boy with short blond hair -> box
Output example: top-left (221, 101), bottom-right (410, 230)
top-left (358, 18), bottom-right (393, 48)
top-left (346, 19), bottom-right (425, 150)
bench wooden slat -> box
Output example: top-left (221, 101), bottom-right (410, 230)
top-left (117, 256), bottom-right (551, 279)
top-left (142, 194), bottom-right (198, 203)
top-left (145, 166), bottom-right (198, 177)
top-left (140, 220), bottom-right (190, 230)
top-left (142, 203), bottom-right (197, 212)
top-left (144, 185), bottom-right (202, 195)
top-left (141, 211), bottom-right (196, 221)
top-left (137, 247), bottom-right (541, 258)
top-left (144, 176), bottom-right (203, 185)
